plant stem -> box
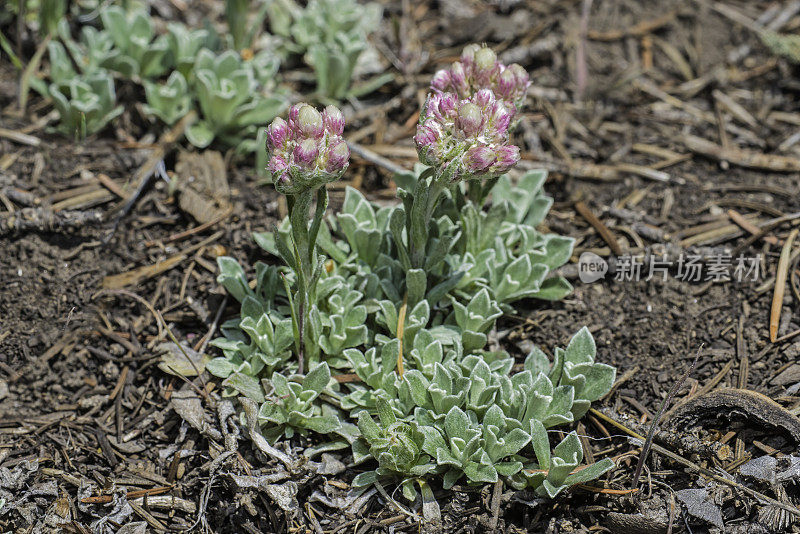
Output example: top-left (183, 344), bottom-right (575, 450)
top-left (286, 187), bottom-right (328, 375)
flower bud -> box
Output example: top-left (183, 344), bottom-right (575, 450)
top-left (293, 138), bottom-right (319, 166)
top-left (297, 104), bottom-right (324, 138)
top-left (287, 103), bottom-right (303, 125)
top-left (266, 117), bottom-right (289, 150)
top-left (489, 102), bottom-right (513, 136)
top-left (326, 139), bottom-right (350, 173)
top-left (464, 146), bottom-right (495, 173)
top-left (268, 155), bottom-right (289, 175)
top-left (450, 62), bottom-right (468, 94)
top-left (322, 105), bottom-right (345, 135)
top-left (461, 44), bottom-right (480, 65)
top-left (457, 102), bottom-right (482, 136)
top-left (431, 69), bottom-right (451, 92)
top-left (415, 90), bottom-right (520, 183)
top-left (474, 88), bottom-right (495, 108)
top-left (474, 47), bottom-right (497, 72)
top-left (496, 69), bottom-right (517, 99)
top-left (509, 63), bottom-right (529, 88)
top-left (493, 145), bottom-right (520, 170)
top-left (414, 124), bottom-right (439, 148)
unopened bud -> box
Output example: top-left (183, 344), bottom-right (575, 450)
top-left (431, 69), bottom-right (451, 92)
top-left (474, 47), bottom-right (497, 73)
top-left (493, 145), bottom-right (520, 170)
top-left (449, 62), bottom-right (468, 93)
top-left (457, 102), bottom-right (482, 136)
top-left (293, 138), bottom-right (319, 166)
top-left (297, 105), bottom-right (324, 137)
top-left (464, 146), bottom-right (495, 173)
top-left (267, 117), bottom-right (289, 150)
top-left (268, 155), bottom-right (289, 175)
top-left (326, 139), bottom-right (350, 173)
top-left (322, 105), bottom-right (345, 135)
top-left (474, 88), bottom-right (495, 108)
top-left (461, 44), bottom-right (480, 64)
top-left (497, 69), bottom-right (516, 99)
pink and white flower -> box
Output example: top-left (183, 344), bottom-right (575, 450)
top-left (265, 103), bottom-right (350, 194)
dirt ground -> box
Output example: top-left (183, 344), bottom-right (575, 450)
top-left (1, 0), bottom-right (800, 532)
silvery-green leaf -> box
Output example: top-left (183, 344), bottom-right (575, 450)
top-left (403, 370), bottom-right (430, 407)
top-left (530, 419), bottom-right (550, 470)
top-left (528, 276), bottom-right (573, 302)
top-left (565, 327), bottom-right (596, 365)
top-left (303, 362), bottom-right (331, 397)
top-left (542, 235), bottom-right (574, 269)
top-left (464, 461), bottom-right (497, 484)
top-left (578, 363), bottom-right (616, 401)
top-left (539, 479), bottom-right (568, 499)
top-left (553, 432), bottom-right (583, 466)
top-left (376, 398), bottom-right (396, 427)
top-left (461, 331), bottom-right (487, 353)
top-left (358, 412), bottom-right (381, 444)
top-left (351, 438), bottom-right (371, 465)
top-left (419, 425), bottom-right (448, 457)
top-left (442, 468), bottom-right (461, 489)
top-left (406, 269), bottom-right (427, 309)
top-left (444, 406), bottom-right (470, 441)
top-left (352, 470), bottom-right (378, 487)
top-left (549, 347), bottom-right (565, 385)
top-left (483, 404), bottom-right (505, 430)
top-left (524, 346), bottom-right (551, 376)
top-left (563, 458), bottom-right (615, 486)
top-left (570, 399), bottom-right (592, 420)
top-left (304, 414), bottom-right (342, 434)
top-left (186, 120), bottom-right (215, 148)
top-left (495, 461), bottom-right (524, 477)
top-left (205, 357), bottom-right (236, 378)
top-left (499, 428), bottom-right (531, 457)
top-left (224, 372), bottom-right (265, 403)
top-left (377, 300), bottom-right (397, 336)
top-left (401, 479), bottom-right (418, 501)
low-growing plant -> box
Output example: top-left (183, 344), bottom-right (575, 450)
top-left (46, 7), bottom-right (285, 149)
top-left (186, 48), bottom-right (287, 148)
top-left (269, 0), bottom-right (391, 100)
top-left (48, 69), bottom-right (123, 138)
top-left (166, 23), bottom-right (211, 79)
top-left (143, 71), bottom-right (192, 125)
top-left (100, 5), bottom-right (169, 79)
top-left (204, 45), bottom-right (618, 502)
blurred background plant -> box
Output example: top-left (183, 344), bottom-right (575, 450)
top-left (267, 0), bottom-right (392, 100)
top-left (3, 0), bottom-right (392, 145)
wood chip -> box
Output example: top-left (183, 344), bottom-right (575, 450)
top-left (174, 151), bottom-right (231, 224)
top-left (684, 134), bottom-right (800, 172)
top-left (575, 201), bottom-right (624, 255)
top-left (771, 228), bottom-right (799, 342)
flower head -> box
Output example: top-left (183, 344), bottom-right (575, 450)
top-left (430, 44), bottom-right (530, 115)
top-left (265, 103), bottom-right (349, 194)
top-left (414, 90), bottom-right (520, 183)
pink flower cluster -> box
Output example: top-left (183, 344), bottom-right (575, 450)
top-left (266, 103), bottom-right (350, 195)
top-left (431, 45), bottom-right (530, 112)
top-left (414, 89), bottom-right (520, 183)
